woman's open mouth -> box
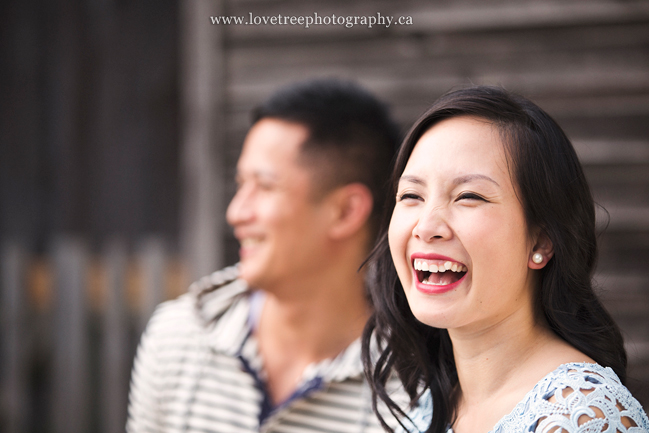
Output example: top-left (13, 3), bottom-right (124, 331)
top-left (413, 258), bottom-right (467, 286)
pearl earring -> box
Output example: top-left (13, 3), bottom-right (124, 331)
top-left (532, 253), bottom-right (543, 264)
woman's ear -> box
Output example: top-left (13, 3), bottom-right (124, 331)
top-left (529, 230), bottom-right (554, 269)
top-left (327, 183), bottom-right (373, 240)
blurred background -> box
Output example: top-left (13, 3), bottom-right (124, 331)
top-left (1, 0), bottom-right (648, 432)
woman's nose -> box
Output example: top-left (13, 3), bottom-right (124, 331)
top-left (412, 206), bottom-right (453, 242)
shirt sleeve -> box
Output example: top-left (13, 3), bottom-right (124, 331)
top-left (126, 309), bottom-right (164, 433)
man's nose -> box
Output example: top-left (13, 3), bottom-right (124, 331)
top-left (226, 185), bottom-right (254, 226)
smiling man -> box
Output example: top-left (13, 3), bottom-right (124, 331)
top-left (126, 79), bottom-right (406, 432)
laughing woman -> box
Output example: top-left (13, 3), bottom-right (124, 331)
top-left (362, 86), bottom-right (649, 433)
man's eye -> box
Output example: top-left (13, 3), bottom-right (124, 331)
top-left (257, 182), bottom-right (274, 191)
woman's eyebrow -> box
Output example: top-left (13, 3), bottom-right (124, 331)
top-left (452, 174), bottom-right (500, 187)
top-left (398, 175), bottom-right (426, 186)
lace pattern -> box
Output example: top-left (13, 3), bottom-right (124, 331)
top-left (492, 363), bottom-right (649, 433)
top-left (407, 363), bottom-right (649, 433)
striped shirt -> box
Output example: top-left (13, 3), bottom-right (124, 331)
top-left (127, 265), bottom-right (411, 433)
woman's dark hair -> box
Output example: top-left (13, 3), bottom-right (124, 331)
top-left (361, 86), bottom-right (627, 433)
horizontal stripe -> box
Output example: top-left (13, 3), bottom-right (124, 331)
top-left (127, 267), bottom-right (409, 433)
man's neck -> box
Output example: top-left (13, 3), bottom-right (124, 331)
top-left (253, 260), bottom-right (370, 405)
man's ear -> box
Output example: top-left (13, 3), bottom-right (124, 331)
top-left (529, 230), bottom-right (554, 269)
top-left (326, 183), bottom-right (373, 240)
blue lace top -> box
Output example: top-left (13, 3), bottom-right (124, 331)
top-left (407, 363), bottom-right (649, 433)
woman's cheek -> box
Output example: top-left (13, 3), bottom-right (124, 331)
top-left (388, 209), bottom-right (414, 285)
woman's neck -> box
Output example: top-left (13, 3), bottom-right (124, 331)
top-left (450, 306), bottom-right (545, 400)
top-left (448, 307), bottom-right (593, 432)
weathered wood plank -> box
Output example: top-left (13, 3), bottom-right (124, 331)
top-left (137, 237), bottom-right (167, 334)
top-left (0, 241), bottom-right (28, 433)
top-left (221, 1), bottom-right (649, 40)
top-left (100, 239), bottom-right (130, 433)
top-left (51, 236), bottom-right (90, 433)
top-left (180, 0), bottom-right (227, 282)
top-left (226, 23), bottom-right (649, 66)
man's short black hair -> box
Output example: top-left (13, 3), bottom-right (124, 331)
top-left (251, 78), bottom-right (400, 237)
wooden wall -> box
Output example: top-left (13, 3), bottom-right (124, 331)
top-left (210, 0), bottom-right (649, 404)
top-left (0, 0), bottom-right (181, 250)
top-left (1, 2), bottom-right (181, 432)
top-left (1, 1), bottom-right (648, 430)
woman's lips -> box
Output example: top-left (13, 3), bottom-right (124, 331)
top-left (410, 252), bottom-right (462, 262)
top-left (410, 253), bottom-right (467, 294)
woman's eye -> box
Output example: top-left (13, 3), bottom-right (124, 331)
top-left (457, 192), bottom-right (487, 202)
top-left (397, 193), bottom-right (421, 202)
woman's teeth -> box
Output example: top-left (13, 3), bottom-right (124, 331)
top-left (413, 259), bottom-right (467, 273)
top-left (413, 258), bottom-right (467, 286)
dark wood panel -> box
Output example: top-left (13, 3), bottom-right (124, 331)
top-left (226, 23), bottom-right (649, 65)
top-left (221, 1), bottom-right (649, 41)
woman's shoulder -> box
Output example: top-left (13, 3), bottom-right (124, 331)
top-left (495, 362), bottom-right (649, 433)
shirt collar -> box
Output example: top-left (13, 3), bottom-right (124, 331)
top-left (189, 265), bottom-right (366, 382)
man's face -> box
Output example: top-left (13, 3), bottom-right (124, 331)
top-left (226, 118), bottom-right (334, 292)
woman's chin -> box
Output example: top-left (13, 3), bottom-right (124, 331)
top-left (408, 302), bottom-right (454, 329)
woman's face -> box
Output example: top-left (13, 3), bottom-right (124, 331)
top-left (388, 116), bottom-right (538, 332)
